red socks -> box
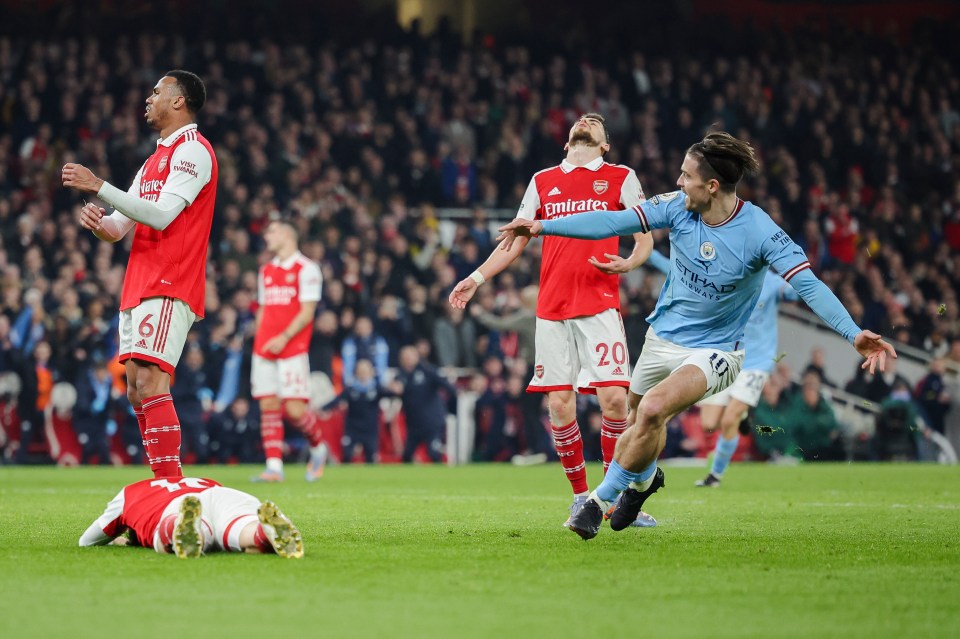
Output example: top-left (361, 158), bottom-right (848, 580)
top-left (252, 524), bottom-right (274, 554)
top-left (260, 409), bottom-right (284, 463)
top-left (600, 416), bottom-right (629, 473)
top-left (140, 394), bottom-right (182, 477)
top-left (291, 411), bottom-right (324, 448)
top-left (551, 419), bottom-right (587, 494)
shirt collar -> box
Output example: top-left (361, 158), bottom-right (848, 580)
top-left (560, 156), bottom-right (604, 173)
top-left (156, 123), bottom-right (198, 148)
top-left (272, 251), bottom-right (302, 269)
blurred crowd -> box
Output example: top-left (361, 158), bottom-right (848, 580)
top-left (1, 13), bottom-right (959, 465)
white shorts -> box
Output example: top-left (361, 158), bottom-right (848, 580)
top-left (698, 369), bottom-right (770, 408)
top-left (119, 297), bottom-right (197, 375)
top-left (156, 487), bottom-right (261, 553)
top-left (629, 327), bottom-right (744, 401)
top-left (251, 353), bottom-right (311, 401)
top-left (527, 308), bottom-right (630, 395)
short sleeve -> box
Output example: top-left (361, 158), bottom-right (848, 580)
top-left (516, 177), bottom-right (540, 221)
top-left (96, 488), bottom-right (126, 537)
top-left (257, 268), bottom-right (266, 305)
top-left (619, 169), bottom-right (646, 208)
top-left (162, 140), bottom-right (213, 205)
top-left (299, 261), bottom-right (322, 303)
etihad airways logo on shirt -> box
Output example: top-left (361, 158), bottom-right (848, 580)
top-left (542, 199), bottom-right (609, 218)
top-left (674, 257), bottom-right (736, 300)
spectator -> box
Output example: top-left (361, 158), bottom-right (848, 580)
top-left (873, 379), bottom-right (920, 461)
top-left (433, 305), bottom-right (478, 369)
top-left (752, 379), bottom-right (797, 461)
top-left (914, 358), bottom-right (952, 434)
top-left (73, 355), bottom-right (117, 465)
top-left (325, 359), bottom-right (392, 464)
top-left (341, 316), bottom-right (389, 388)
top-left (787, 371), bottom-right (845, 462)
top-left (390, 345), bottom-right (456, 463)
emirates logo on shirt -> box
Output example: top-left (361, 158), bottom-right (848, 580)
top-left (593, 180), bottom-right (609, 195)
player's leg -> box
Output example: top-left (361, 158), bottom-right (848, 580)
top-left (154, 495), bottom-right (210, 559)
top-left (119, 310), bottom-right (153, 468)
top-left (126, 297), bottom-right (195, 478)
top-left (566, 329), bottom-right (678, 538)
top-left (700, 370), bottom-right (766, 486)
top-left (696, 388), bottom-right (732, 487)
top-left (203, 487), bottom-right (303, 558)
top-left (251, 355), bottom-right (285, 481)
top-left (278, 355), bottom-right (328, 481)
top-left (529, 318), bottom-right (588, 522)
top-left (573, 309), bottom-right (631, 473)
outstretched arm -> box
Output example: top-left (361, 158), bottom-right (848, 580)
top-left (788, 268), bottom-right (897, 373)
top-left (449, 236), bottom-right (529, 309)
top-left (498, 208), bottom-right (645, 249)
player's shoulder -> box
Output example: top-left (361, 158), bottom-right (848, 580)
top-left (532, 164), bottom-right (563, 180)
top-left (599, 162), bottom-right (636, 177)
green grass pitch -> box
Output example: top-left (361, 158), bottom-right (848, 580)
top-left (1, 463), bottom-right (958, 638)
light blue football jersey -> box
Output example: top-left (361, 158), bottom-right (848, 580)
top-left (742, 270), bottom-right (800, 372)
top-left (633, 192), bottom-right (809, 351)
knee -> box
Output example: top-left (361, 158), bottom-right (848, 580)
top-left (283, 401), bottom-right (306, 421)
top-left (547, 394), bottom-right (575, 422)
top-left (636, 398), bottom-right (669, 429)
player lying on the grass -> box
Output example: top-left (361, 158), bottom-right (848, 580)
top-left (79, 476), bottom-right (303, 558)
top-left (497, 131), bottom-right (897, 540)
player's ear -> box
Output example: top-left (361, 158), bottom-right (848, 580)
top-left (707, 178), bottom-right (721, 195)
top-left (600, 142), bottom-right (610, 155)
top-left (563, 142), bottom-right (569, 152)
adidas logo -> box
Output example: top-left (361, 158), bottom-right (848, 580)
top-left (135, 339), bottom-right (148, 349)
top-left (611, 366), bottom-right (624, 376)
top-left (548, 187), bottom-right (561, 196)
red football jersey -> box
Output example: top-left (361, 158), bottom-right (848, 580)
top-left (253, 252), bottom-right (322, 359)
top-left (120, 124), bottom-right (218, 318)
top-left (517, 157), bottom-right (644, 320)
top-left (99, 477), bottom-right (221, 545)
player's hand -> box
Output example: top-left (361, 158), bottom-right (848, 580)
top-left (854, 330), bottom-right (897, 374)
top-left (588, 253), bottom-right (633, 274)
top-left (263, 334), bottom-right (289, 355)
top-left (496, 218), bottom-right (542, 250)
top-left (78, 202), bottom-right (106, 232)
top-left (448, 278), bottom-right (478, 309)
top-left (62, 163), bottom-right (104, 194)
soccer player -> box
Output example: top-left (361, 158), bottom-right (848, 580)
top-left (251, 218), bottom-right (327, 482)
top-left (449, 113), bottom-right (653, 526)
top-left (497, 131), bottom-right (896, 539)
top-left (696, 269), bottom-right (798, 487)
top-left (63, 70), bottom-right (217, 478)
top-left (79, 476), bottom-right (303, 559)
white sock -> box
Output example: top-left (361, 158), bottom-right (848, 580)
top-left (310, 442), bottom-right (328, 457)
top-left (588, 490), bottom-right (610, 511)
top-left (628, 476), bottom-right (654, 492)
top-left (266, 458), bottom-right (284, 473)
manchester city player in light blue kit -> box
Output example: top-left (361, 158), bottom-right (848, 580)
top-left (696, 269), bottom-right (798, 488)
top-left (497, 132), bottom-right (897, 540)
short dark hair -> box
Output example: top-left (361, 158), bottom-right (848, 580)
top-left (581, 112), bottom-right (610, 144)
top-left (269, 215), bottom-right (299, 240)
top-left (165, 70), bottom-right (206, 114)
top-left (686, 131), bottom-right (760, 192)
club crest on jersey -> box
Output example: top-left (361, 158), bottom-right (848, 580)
top-left (593, 180), bottom-right (609, 195)
top-left (286, 273), bottom-right (296, 283)
top-left (535, 364), bottom-right (544, 379)
top-left (699, 241), bottom-right (717, 261)
top-left (158, 156), bottom-right (168, 173)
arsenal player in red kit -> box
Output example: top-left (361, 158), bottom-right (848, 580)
top-left (62, 70), bottom-right (217, 478)
top-left (449, 113), bottom-right (655, 527)
top-left (251, 218), bottom-right (327, 483)
top-left (79, 476), bottom-right (304, 559)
